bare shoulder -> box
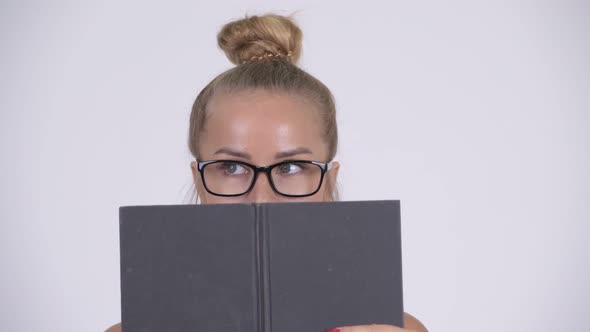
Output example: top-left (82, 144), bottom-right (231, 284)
top-left (105, 316), bottom-right (424, 332)
top-left (404, 312), bottom-right (428, 332)
top-left (104, 322), bottom-right (121, 332)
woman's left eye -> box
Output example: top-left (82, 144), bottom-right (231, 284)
top-left (278, 163), bottom-right (303, 174)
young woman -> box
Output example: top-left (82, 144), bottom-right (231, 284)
top-left (106, 14), bottom-right (427, 332)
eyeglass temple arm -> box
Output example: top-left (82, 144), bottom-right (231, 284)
top-left (327, 161), bottom-right (335, 170)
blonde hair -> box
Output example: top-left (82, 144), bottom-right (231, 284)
top-left (187, 13), bottom-right (339, 202)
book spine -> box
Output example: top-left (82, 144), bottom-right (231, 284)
top-left (255, 204), bottom-right (272, 332)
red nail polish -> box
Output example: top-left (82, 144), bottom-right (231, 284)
top-left (326, 329), bottom-right (341, 332)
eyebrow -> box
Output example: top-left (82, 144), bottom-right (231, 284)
top-left (213, 147), bottom-right (313, 160)
top-left (274, 147), bottom-right (312, 159)
top-left (213, 148), bottom-right (251, 159)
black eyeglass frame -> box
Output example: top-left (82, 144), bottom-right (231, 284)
top-left (196, 159), bottom-right (334, 198)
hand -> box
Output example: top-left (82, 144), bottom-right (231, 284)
top-left (328, 325), bottom-right (420, 332)
top-left (328, 312), bottom-right (428, 332)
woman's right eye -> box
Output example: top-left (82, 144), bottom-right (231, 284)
top-left (219, 162), bottom-right (248, 175)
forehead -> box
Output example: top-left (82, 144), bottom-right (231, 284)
top-left (199, 89), bottom-right (327, 163)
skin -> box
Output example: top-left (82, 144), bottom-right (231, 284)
top-left (105, 89), bottom-right (427, 332)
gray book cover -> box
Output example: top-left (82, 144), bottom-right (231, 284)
top-left (119, 200), bottom-right (403, 332)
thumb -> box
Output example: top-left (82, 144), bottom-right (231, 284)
top-left (328, 324), bottom-right (408, 332)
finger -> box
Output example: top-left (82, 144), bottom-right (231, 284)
top-left (330, 324), bottom-right (408, 332)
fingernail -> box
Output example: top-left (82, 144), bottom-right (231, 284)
top-left (326, 329), bottom-right (341, 332)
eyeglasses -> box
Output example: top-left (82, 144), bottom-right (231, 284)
top-left (196, 159), bottom-right (334, 197)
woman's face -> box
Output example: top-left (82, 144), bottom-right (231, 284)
top-left (191, 89), bottom-right (339, 204)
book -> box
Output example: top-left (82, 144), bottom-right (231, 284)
top-left (119, 200), bottom-right (404, 332)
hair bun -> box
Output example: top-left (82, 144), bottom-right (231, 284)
top-left (217, 14), bottom-right (302, 65)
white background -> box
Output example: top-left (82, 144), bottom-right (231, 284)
top-left (1, 1), bottom-right (589, 331)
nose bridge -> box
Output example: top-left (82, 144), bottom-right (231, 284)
top-left (248, 169), bottom-right (277, 202)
